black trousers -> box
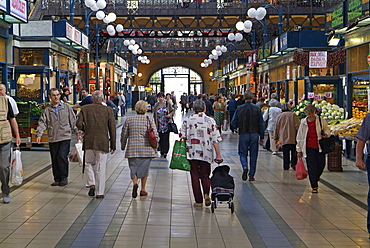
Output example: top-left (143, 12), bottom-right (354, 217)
top-left (159, 131), bottom-right (170, 154)
top-left (305, 147), bottom-right (325, 189)
top-left (49, 139), bottom-right (71, 182)
top-left (282, 144), bottom-right (297, 170)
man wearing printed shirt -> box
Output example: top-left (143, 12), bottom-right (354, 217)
top-left (179, 99), bottom-right (222, 208)
top-left (231, 90), bottom-right (265, 182)
top-left (355, 113), bottom-right (370, 238)
top-left (36, 88), bottom-right (81, 187)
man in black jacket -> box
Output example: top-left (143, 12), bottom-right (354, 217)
top-left (231, 90), bottom-right (264, 182)
top-left (201, 94), bottom-right (213, 117)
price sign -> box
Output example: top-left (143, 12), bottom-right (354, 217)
top-left (308, 92), bottom-right (314, 98)
top-left (314, 95), bottom-right (322, 100)
top-left (325, 92), bottom-right (333, 98)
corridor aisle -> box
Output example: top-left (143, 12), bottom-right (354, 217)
top-left (0, 109), bottom-right (369, 248)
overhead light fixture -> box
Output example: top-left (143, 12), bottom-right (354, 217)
top-left (328, 36), bottom-right (341, 46)
top-left (346, 19), bottom-right (359, 31)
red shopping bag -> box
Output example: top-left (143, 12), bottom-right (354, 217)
top-left (295, 158), bottom-right (307, 180)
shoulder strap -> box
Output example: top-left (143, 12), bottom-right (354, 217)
top-left (146, 115), bottom-right (152, 129)
top-left (318, 115), bottom-right (323, 131)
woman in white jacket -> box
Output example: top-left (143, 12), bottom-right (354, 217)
top-left (296, 104), bottom-right (330, 193)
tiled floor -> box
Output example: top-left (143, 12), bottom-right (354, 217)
top-left (1, 109), bottom-right (369, 247)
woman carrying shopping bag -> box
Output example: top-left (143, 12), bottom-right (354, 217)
top-left (296, 104), bottom-right (330, 193)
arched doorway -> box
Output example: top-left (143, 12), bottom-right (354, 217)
top-left (148, 66), bottom-right (203, 97)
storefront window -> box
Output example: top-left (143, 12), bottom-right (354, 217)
top-left (20, 49), bottom-right (44, 66)
top-left (313, 84), bottom-right (336, 104)
top-left (17, 74), bottom-right (41, 102)
top-left (352, 78), bottom-right (369, 110)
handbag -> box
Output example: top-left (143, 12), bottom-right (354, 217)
top-left (295, 158), bottom-right (307, 180)
top-left (318, 117), bottom-right (335, 154)
top-left (168, 118), bottom-right (178, 134)
top-left (170, 140), bottom-right (190, 171)
top-left (146, 116), bottom-right (157, 148)
top-left (10, 147), bottom-right (23, 186)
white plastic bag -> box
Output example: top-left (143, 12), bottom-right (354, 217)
top-left (11, 149), bottom-right (23, 186)
top-left (75, 140), bottom-right (84, 167)
top-left (222, 119), bottom-right (228, 131)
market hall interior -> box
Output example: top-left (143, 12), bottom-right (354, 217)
top-left (0, 110), bottom-right (369, 248)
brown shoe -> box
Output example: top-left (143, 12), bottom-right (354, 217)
top-left (248, 176), bottom-right (255, 181)
top-left (204, 195), bottom-right (211, 206)
top-left (140, 190), bottom-right (148, 196)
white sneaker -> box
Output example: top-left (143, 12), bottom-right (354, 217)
top-left (3, 194), bottom-right (10, 204)
top-left (272, 152), bottom-right (277, 155)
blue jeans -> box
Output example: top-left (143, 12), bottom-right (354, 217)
top-left (238, 132), bottom-right (259, 177)
top-left (366, 155), bottom-right (370, 233)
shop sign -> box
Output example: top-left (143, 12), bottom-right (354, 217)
top-left (81, 33), bottom-right (89, 49)
top-left (74, 29), bottom-right (81, 45)
top-left (279, 33), bottom-right (288, 51)
top-left (286, 66), bottom-right (290, 79)
top-left (66, 22), bottom-right (74, 42)
top-left (325, 92), bottom-right (333, 98)
top-left (0, 0), bottom-right (6, 12)
top-left (308, 92), bottom-right (314, 98)
top-left (348, 0), bottom-right (362, 21)
top-left (368, 54), bottom-right (370, 66)
top-left (309, 51), bottom-right (327, 68)
top-left (10, 0), bottom-right (27, 23)
top-left (314, 95), bottom-right (322, 100)
top-left (331, 5), bottom-right (343, 28)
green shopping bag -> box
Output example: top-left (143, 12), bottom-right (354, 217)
top-left (170, 140), bottom-right (190, 171)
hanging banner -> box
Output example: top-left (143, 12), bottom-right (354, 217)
top-left (309, 51), bottom-right (327, 68)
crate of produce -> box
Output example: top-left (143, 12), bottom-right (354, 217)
top-left (16, 117), bottom-right (31, 123)
top-left (19, 127), bottom-right (31, 138)
top-left (18, 122), bottom-right (30, 128)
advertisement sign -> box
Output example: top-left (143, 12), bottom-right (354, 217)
top-left (325, 92), bottom-right (333, 98)
top-left (82, 33), bottom-right (89, 49)
top-left (279, 33), bottom-right (288, 51)
top-left (0, 0), bottom-right (6, 12)
top-left (314, 95), bottom-right (322, 100)
top-left (309, 51), bottom-right (327, 68)
top-left (74, 28), bottom-right (81, 45)
top-left (10, 0), bottom-right (27, 22)
top-left (66, 22), bottom-right (74, 42)
top-left (308, 92), bottom-right (315, 99)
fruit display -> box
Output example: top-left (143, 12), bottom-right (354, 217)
top-left (291, 100), bottom-right (310, 119)
top-left (17, 88), bottom-right (40, 99)
top-left (353, 100), bottom-right (368, 107)
top-left (352, 107), bottom-right (368, 119)
top-left (313, 100), bottom-right (345, 120)
top-left (329, 118), bottom-right (362, 139)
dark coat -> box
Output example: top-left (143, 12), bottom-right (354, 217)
top-left (76, 103), bottom-right (116, 153)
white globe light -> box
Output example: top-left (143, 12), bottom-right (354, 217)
top-left (235, 33), bottom-right (243, 41)
top-left (143, 56), bottom-right (147, 60)
top-left (212, 49), bottom-right (217, 55)
top-left (244, 28), bottom-right (252, 33)
top-left (129, 39), bottom-right (135, 45)
top-left (106, 24), bottom-right (115, 33)
top-left (107, 12), bottom-right (117, 23)
top-left (201, 62), bottom-right (205, 67)
top-left (90, 4), bottom-right (99, 11)
top-left (215, 45), bottom-right (221, 51)
top-left (108, 31), bottom-right (116, 36)
top-left (96, 0), bottom-right (106, 9)
top-left (236, 21), bottom-right (244, 31)
top-left (85, 0), bottom-right (95, 8)
top-left (133, 44), bottom-right (140, 50)
top-left (96, 11), bottom-right (105, 20)
top-left (128, 45), bottom-right (134, 51)
top-left (221, 45), bottom-right (227, 53)
top-left (116, 24), bottom-right (123, 32)
top-left (207, 59), bottom-right (212, 64)
top-left (216, 50), bottom-right (222, 56)
top-left (146, 59), bottom-right (150, 64)
top-left (137, 49), bottom-right (142, 54)
top-left (228, 33), bottom-right (235, 41)
top-left (132, 49), bottom-right (138, 55)
top-left (256, 7), bottom-right (267, 19)
top-left (124, 40), bottom-right (130, 46)
top-left (244, 20), bottom-right (253, 29)
top-left (213, 55), bottom-right (218, 60)
top-left (209, 54), bottom-right (214, 59)
top-left (247, 8), bottom-right (257, 18)
top-left (138, 56), bottom-right (143, 61)
top-left (103, 16), bottom-right (110, 24)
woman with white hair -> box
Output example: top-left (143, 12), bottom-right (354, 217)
top-left (263, 100), bottom-right (282, 155)
top-left (121, 100), bottom-right (159, 198)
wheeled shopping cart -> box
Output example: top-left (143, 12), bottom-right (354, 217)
top-left (210, 165), bottom-right (235, 214)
